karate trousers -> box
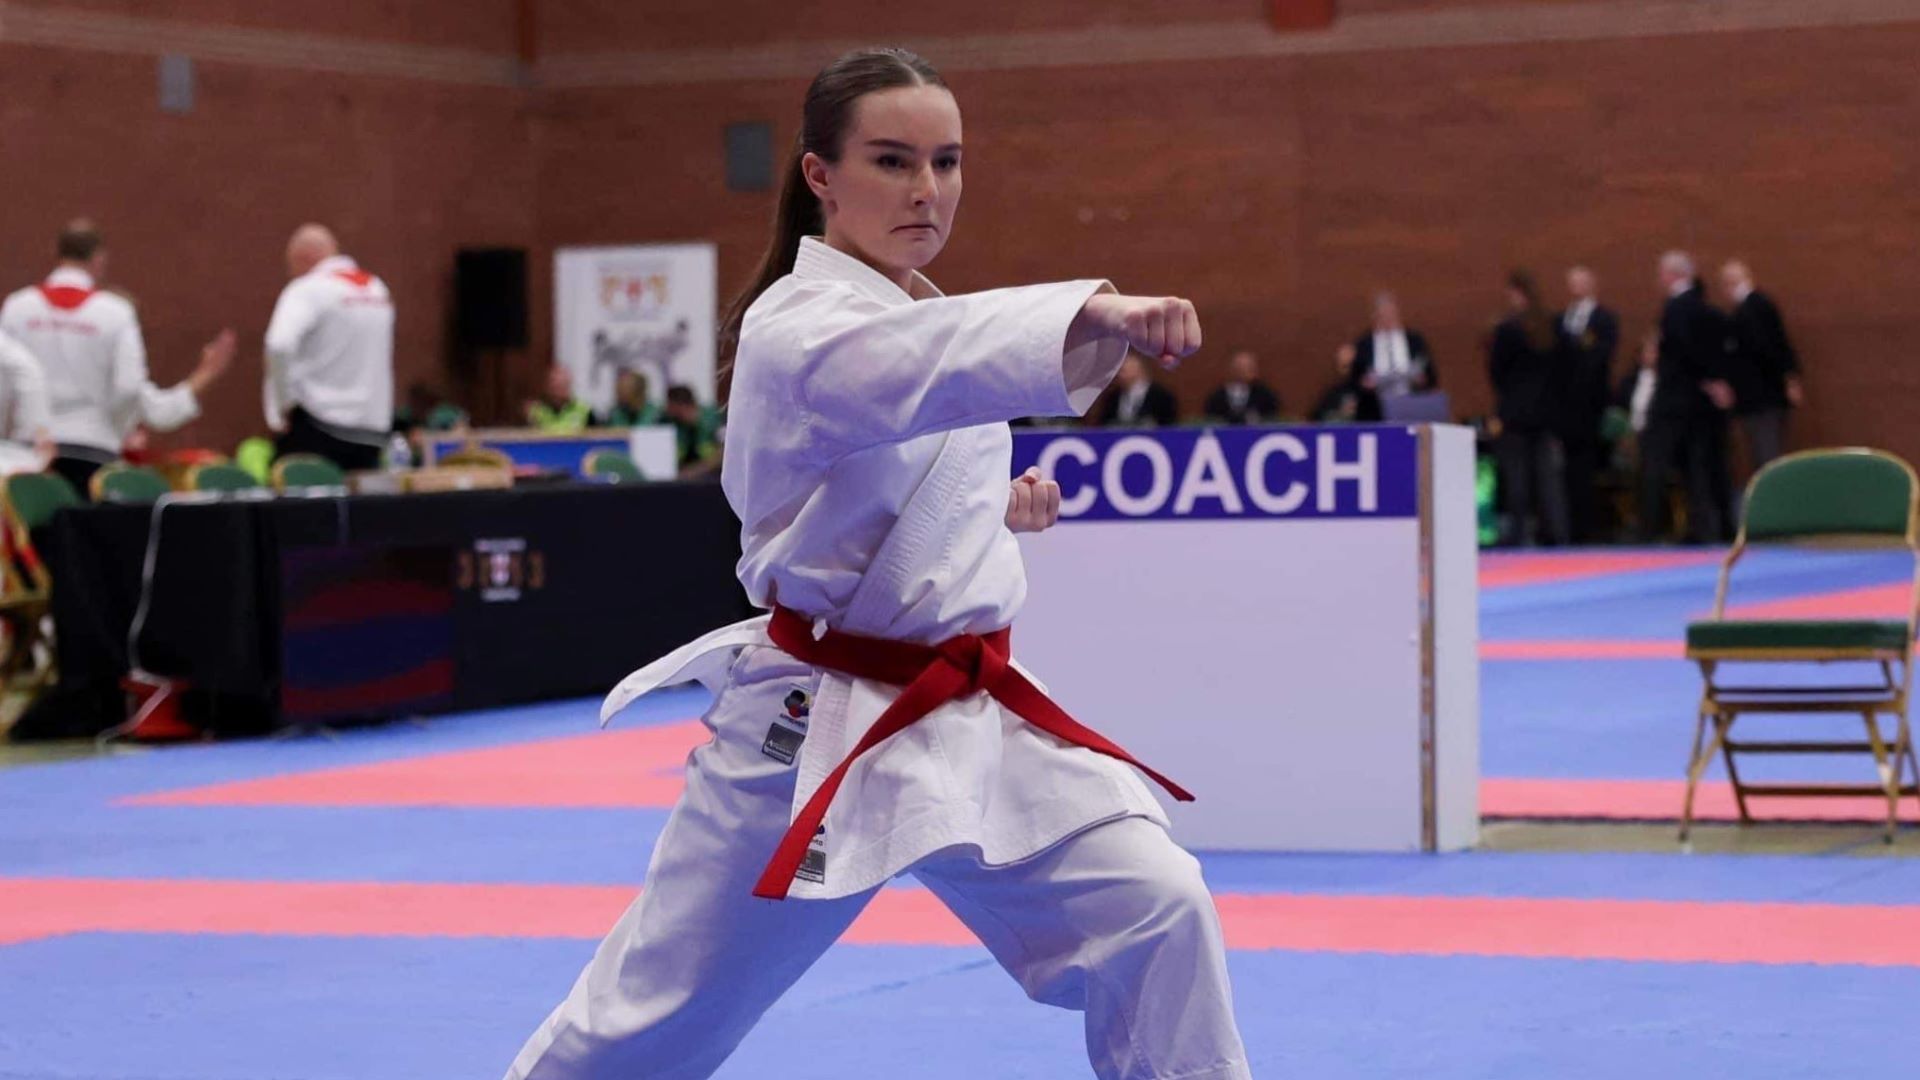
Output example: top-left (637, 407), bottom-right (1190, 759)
top-left (506, 646), bottom-right (1251, 1080)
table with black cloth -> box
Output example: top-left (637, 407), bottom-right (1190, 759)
top-left (23, 483), bottom-right (752, 738)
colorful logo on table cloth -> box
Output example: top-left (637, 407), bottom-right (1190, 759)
top-left (455, 538), bottom-right (547, 603)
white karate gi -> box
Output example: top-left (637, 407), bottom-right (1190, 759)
top-left (0, 267), bottom-right (199, 461)
top-left (508, 238), bottom-right (1249, 1080)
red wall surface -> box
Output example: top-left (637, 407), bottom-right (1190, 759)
top-left (3, 0), bottom-right (1916, 461)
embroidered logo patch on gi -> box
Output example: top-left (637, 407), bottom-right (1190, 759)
top-left (762, 684), bottom-right (811, 765)
top-left (795, 825), bottom-right (827, 885)
top-left (761, 723), bottom-right (804, 765)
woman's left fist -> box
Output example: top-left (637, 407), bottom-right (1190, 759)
top-left (1005, 466), bottom-right (1062, 534)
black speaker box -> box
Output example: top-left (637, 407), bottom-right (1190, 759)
top-left (454, 248), bottom-right (528, 350)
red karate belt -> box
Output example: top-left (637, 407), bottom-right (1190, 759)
top-left (754, 605), bottom-right (1194, 900)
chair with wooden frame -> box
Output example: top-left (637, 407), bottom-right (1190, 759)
top-left (0, 471), bottom-right (83, 691)
top-left (187, 462), bottom-right (264, 493)
top-left (271, 453), bottom-right (348, 492)
top-left (439, 444), bottom-right (513, 470)
top-left (403, 466), bottom-right (513, 494)
top-left (1681, 447), bottom-right (1920, 843)
top-left (90, 463), bottom-right (172, 504)
top-left (582, 448), bottom-right (643, 484)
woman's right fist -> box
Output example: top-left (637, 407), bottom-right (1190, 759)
top-left (1087, 294), bottom-right (1202, 369)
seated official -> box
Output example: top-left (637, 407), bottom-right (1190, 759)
top-left (663, 384), bottom-right (721, 478)
top-left (527, 366), bottom-right (593, 434)
top-left (1201, 350), bottom-right (1281, 425)
top-left (602, 370), bottom-right (662, 427)
top-left (1090, 353), bottom-right (1179, 427)
top-left (394, 382), bottom-right (469, 436)
top-left (1310, 344), bottom-right (1361, 422)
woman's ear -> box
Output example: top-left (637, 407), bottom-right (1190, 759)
top-left (801, 152), bottom-right (833, 211)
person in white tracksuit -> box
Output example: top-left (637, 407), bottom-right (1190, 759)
top-left (0, 330), bottom-right (54, 475)
top-left (507, 47), bottom-right (1250, 1080)
top-left (0, 220), bottom-right (233, 496)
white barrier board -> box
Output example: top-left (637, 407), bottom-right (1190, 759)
top-left (1012, 423), bottom-right (1479, 852)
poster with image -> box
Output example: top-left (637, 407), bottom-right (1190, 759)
top-left (553, 242), bottom-right (717, 413)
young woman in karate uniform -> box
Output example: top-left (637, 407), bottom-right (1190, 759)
top-left (507, 47), bottom-right (1250, 1080)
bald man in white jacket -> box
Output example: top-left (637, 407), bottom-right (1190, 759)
top-left (262, 224), bottom-right (395, 471)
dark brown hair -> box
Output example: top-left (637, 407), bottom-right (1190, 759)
top-left (717, 47), bottom-right (947, 375)
top-left (1507, 269), bottom-right (1557, 353)
top-left (57, 219), bottom-right (102, 262)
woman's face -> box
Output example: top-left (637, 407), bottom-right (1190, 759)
top-left (805, 85), bottom-right (963, 283)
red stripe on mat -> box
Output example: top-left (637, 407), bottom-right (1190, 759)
top-left (5, 877), bottom-right (1920, 967)
top-left (126, 722), bottom-right (708, 809)
top-left (1481, 640), bottom-right (1685, 660)
top-left (1483, 777), bottom-right (1920, 823)
top-left (1479, 552), bottom-right (1721, 590)
top-left (1483, 639), bottom-right (1919, 660)
top-left (1724, 583), bottom-right (1913, 621)
top-left (129, 728), bottom-right (1914, 821)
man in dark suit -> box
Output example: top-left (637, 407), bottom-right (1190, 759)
top-left (1638, 251), bottom-right (1735, 543)
top-left (1556, 266), bottom-right (1621, 543)
top-left (1091, 352), bottom-right (1179, 427)
top-left (1720, 259), bottom-right (1802, 471)
top-left (1348, 292), bottom-right (1437, 421)
top-left (1202, 350), bottom-right (1282, 425)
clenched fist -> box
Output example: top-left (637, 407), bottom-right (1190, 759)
top-left (1005, 466), bottom-right (1062, 533)
top-left (1081, 294), bottom-right (1202, 370)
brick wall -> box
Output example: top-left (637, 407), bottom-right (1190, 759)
top-left (0, 2), bottom-right (533, 448)
top-left (534, 8), bottom-right (1920, 466)
top-left (2, 1), bottom-right (1916, 464)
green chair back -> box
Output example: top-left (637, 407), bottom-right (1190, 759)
top-left (584, 449), bottom-right (643, 484)
top-left (1743, 449), bottom-right (1916, 543)
top-left (93, 464), bottom-right (171, 504)
top-left (190, 463), bottom-right (264, 493)
top-left (275, 453), bottom-right (347, 490)
top-left (5, 472), bottom-right (82, 530)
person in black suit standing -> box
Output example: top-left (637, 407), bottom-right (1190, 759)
top-left (1091, 352), bottom-right (1179, 427)
top-left (1202, 350), bottom-right (1282, 425)
top-left (1720, 259), bottom-right (1802, 471)
top-left (1489, 271), bottom-right (1571, 546)
top-left (1556, 266), bottom-right (1621, 543)
top-left (1348, 292), bottom-right (1437, 421)
top-left (1638, 251), bottom-right (1735, 543)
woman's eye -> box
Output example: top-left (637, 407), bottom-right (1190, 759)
top-left (935, 156), bottom-right (959, 171)
top-left (877, 154), bottom-right (905, 169)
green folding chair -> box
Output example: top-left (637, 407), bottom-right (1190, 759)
top-left (90, 463), bottom-right (171, 504)
top-left (1682, 448), bottom-right (1920, 842)
top-left (188, 462), bottom-right (264, 493)
top-left (272, 453), bottom-right (347, 492)
top-left (1, 471), bottom-right (82, 690)
top-left (583, 448), bottom-right (643, 484)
